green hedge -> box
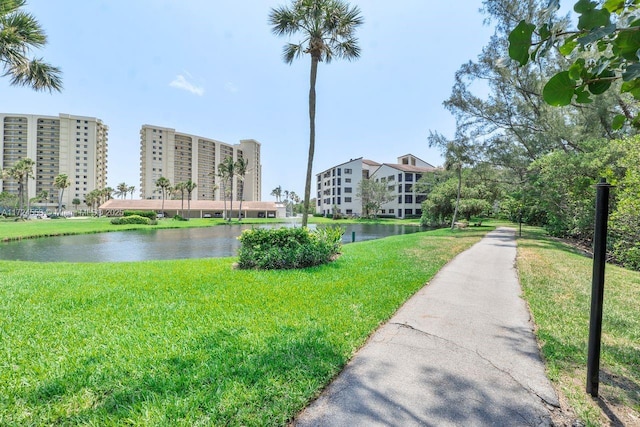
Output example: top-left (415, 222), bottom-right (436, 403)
top-left (123, 210), bottom-right (157, 220)
top-left (237, 226), bottom-right (343, 270)
top-left (111, 215), bottom-right (157, 225)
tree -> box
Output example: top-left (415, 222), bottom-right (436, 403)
top-left (0, 0), bottom-right (62, 92)
top-left (215, 165), bottom-right (229, 220)
top-left (270, 185), bottom-right (282, 202)
top-left (220, 156), bottom-right (235, 222)
top-left (116, 182), bottom-right (128, 199)
top-left (72, 197), bottom-right (81, 211)
top-left (508, 0), bottom-right (640, 127)
top-left (11, 157), bottom-right (34, 217)
top-left (155, 176), bottom-right (171, 217)
top-left (173, 182), bottom-right (186, 218)
top-left (184, 179), bottom-right (197, 220)
top-left (235, 157), bottom-right (249, 221)
top-left (429, 133), bottom-right (476, 229)
top-left (269, 0), bottom-right (363, 227)
top-left (53, 173), bottom-right (70, 214)
top-left (356, 179), bottom-right (394, 218)
top-left (128, 185), bottom-right (135, 199)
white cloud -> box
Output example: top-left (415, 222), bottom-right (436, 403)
top-left (169, 74), bottom-right (204, 96)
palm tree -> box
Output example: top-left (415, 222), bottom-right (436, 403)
top-left (116, 182), bottom-right (128, 199)
top-left (15, 158), bottom-right (34, 217)
top-left (53, 173), bottom-right (70, 214)
top-left (184, 179), bottom-right (197, 220)
top-left (270, 185), bottom-right (282, 202)
top-left (128, 185), bottom-right (135, 199)
top-left (234, 157), bottom-right (249, 221)
top-left (155, 176), bottom-right (171, 217)
top-left (216, 164), bottom-right (229, 221)
top-left (173, 182), bottom-right (186, 218)
top-left (270, 0), bottom-right (363, 227)
top-left (0, 0), bottom-right (62, 92)
top-left (221, 156), bottom-right (236, 222)
top-left (72, 198), bottom-right (81, 212)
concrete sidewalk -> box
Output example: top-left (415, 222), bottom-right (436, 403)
top-left (293, 227), bottom-right (560, 426)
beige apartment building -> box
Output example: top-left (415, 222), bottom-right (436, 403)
top-left (139, 125), bottom-right (261, 202)
top-left (0, 113), bottom-right (108, 209)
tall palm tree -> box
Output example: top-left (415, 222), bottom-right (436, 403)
top-left (216, 164), bottom-right (229, 221)
top-left (221, 156), bottom-right (236, 222)
top-left (184, 179), bottom-right (197, 220)
top-left (15, 157), bottom-right (34, 217)
top-left (173, 182), bottom-right (186, 218)
top-left (128, 185), bottom-right (135, 199)
top-left (234, 157), bottom-right (249, 221)
top-left (53, 173), bottom-right (70, 214)
top-left (155, 176), bottom-right (171, 217)
top-left (0, 0), bottom-right (62, 92)
top-left (270, 185), bottom-right (282, 202)
top-left (116, 182), bottom-right (128, 199)
top-left (270, 0), bottom-right (363, 227)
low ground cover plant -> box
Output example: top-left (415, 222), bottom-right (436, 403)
top-left (123, 210), bottom-right (157, 220)
top-left (237, 226), bottom-right (344, 269)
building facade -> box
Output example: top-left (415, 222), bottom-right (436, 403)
top-left (139, 125), bottom-right (261, 201)
top-left (0, 113), bottom-right (108, 209)
top-left (316, 154), bottom-right (436, 218)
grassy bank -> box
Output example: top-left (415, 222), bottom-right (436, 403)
top-left (0, 227), bottom-right (489, 425)
top-left (517, 227), bottom-right (640, 426)
top-left (0, 216), bottom-right (421, 242)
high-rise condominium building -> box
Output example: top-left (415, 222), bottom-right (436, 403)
top-left (139, 125), bottom-right (261, 201)
top-left (0, 113), bottom-right (108, 209)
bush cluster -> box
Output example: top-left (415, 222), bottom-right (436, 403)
top-left (123, 210), bottom-right (157, 220)
top-left (237, 226), bottom-right (344, 270)
top-left (111, 215), bottom-right (157, 225)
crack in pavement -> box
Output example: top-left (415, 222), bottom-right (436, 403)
top-left (389, 321), bottom-right (560, 409)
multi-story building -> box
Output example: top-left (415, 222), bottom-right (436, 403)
top-left (315, 157), bottom-right (380, 217)
top-left (316, 154), bottom-right (437, 218)
top-left (139, 125), bottom-right (261, 201)
top-left (0, 113), bottom-right (108, 209)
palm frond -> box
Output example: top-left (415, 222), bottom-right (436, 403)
top-left (283, 43), bottom-right (304, 64)
top-left (7, 58), bottom-right (62, 92)
top-left (1, 11), bottom-right (47, 48)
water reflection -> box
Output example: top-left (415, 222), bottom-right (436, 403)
top-left (0, 223), bottom-right (422, 263)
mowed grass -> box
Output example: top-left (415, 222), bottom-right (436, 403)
top-left (0, 217), bottom-right (286, 241)
top-left (517, 227), bottom-right (640, 426)
top-left (0, 227), bottom-right (489, 426)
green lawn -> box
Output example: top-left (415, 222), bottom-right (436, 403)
top-left (517, 227), bottom-right (640, 426)
top-left (0, 227), bottom-right (489, 426)
top-left (0, 216), bottom-right (421, 242)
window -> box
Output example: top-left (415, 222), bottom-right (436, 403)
top-left (345, 178), bottom-right (351, 183)
top-left (388, 185), bottom-right (394, 191)
top-left (345, 168), bottom-right (352, 174)
top-left (398, 195), bottom-right (402, 204)
top-left (405, 184), bottom-right (413, 192)
top-left (389, 209), bottom-right (395, 214)
top-left (398, 185), bottom-right (402, 193)
top-left (344, 187), bottom-right (352, 193)
top-left (398, 173), bottom-right (403, 182)
top-left (345, 197), bottom-right (352, 202)
top-left (405, 173), bottom-right (413, 182)
top-left (388, 175), bottom-right (395, 181)
top-left (404, 194), bottom-right (413, 203)
top-left (405, 209), bottom-right (413, 215)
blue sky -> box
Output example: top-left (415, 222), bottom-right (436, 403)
top-left (3, 1), bottom-right (496, 200)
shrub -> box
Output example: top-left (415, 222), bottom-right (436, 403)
top-left (237, 226), bottom-right (344, 270)
top-left (123, 210), bottom-right (157, 220)
top-left (111, 215), bottom-right (157, 225)
top-left (173, 214), bottom-right (188, 221)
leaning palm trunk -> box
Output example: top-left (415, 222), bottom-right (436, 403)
top-left (302, 56), bottom-right (319, 228)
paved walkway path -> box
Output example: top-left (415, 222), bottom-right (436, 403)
top-left (293, 227), bottom-right (559, 426)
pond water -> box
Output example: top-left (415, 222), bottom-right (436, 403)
top-left (0, 223), bottom-right (423, 263)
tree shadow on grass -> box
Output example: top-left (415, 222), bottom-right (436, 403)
top-left (21, 327), bottom-right (346, 425)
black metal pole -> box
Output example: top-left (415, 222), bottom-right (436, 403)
top-left (586, 178), bottom-right (611, 397)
